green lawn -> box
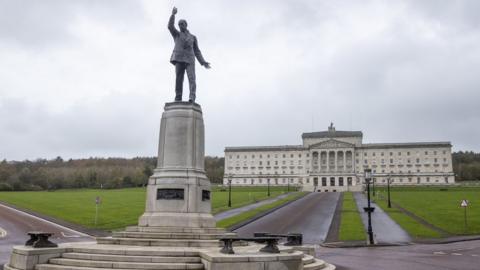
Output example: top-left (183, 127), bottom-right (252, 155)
top-left (375, 186), bottom-right (480, 236)
top-left (216, 192), bottom-right (306, 229)
top-left (338, 192), bottom-right (366, 241)
top-left (0, 186), bottom-right (291, 231)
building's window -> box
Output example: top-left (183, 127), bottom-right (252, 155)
top-left (290, 160), bottom-right (294, 165)
top-left (373, 152), bottom-right (376, 157)
top-left (267, 154), bottom-right (270, 158)
top-left (298, 160), bottom-right (302, 165)
top-left (425, 151), bottom-right (428, 155)
top-left (356, 159), bottom-right (359, 164)
top-left (267, 161), bottom-right (270, 165)
top-left (259, 161), bottom-right (262, 165)
top-left (443, 150), bottom-right (446, 155)
top-left (434, 158), bottom-right (438, 163)
top-left (299, 154), bottom-right (302, 158)
top-left (339, 177), bottom-right (344, 186)
top-left (322, 177), bottom-right (327, 186)
top-left (260, 154), bottom-right (263, 158)
top-left (381, 152), bottom-right (384, 156)
top-left (307, 160), bottom-right (310, 164)
top-left (364, 153), bottom-right (367, 157)
top-left (237, 155), bottom-right (239, 159)
top-left (364, 160), bottom-right (368, 164)
top-left (416, 158), bottom-right (420, 163)
top-left (356, 153), bottom-right (359, 157)
top-left (306, 154), bottom-right (310, 157)
top-left (290, 171), bottom-right (294, 174)
top-left (282, 160), bottom-right (286, 165)
top-left (390, 152), bottom-right (393, 156)
top-left (275, 161), bottom-right (278, 165)
top-left (426, 177), bottom-right (430, 182)
top-left (306, 179), bottom-right (310, 183)
top-left (407, 152), bottom-right (410, 156)
top-left (243, 179), bottom-right (247, 184)
top-left (274, 154), bottom-right (278, 158)
top-left (290, 154), bottom-right (294, 158)
top-left (399, 178), bottom-right (403, 183)
top-left (443, 158), bottom-right (447, 162)
top-left (390, 159), bottom-right (393, 164)
top-left (398, 152), bottom-right (401, 156)
top-left (229, 155), bottom-right (232, 159)
top-left (252, 155), bottom-right (255, 158)
top-left (283, 154), bottom-right (286, 158)
top-left (330, 177), bottom-right (335, 186)
top-left (407, 159), bottom-right (411, 163)
top-left (381, 159), bottom-right (385, 164)
top-left (382, 169), bottom-right (385, 173)
top-left (434, 151), bottom-right (437, 155)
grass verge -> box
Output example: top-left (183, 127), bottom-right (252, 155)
top-left (216, 192), bottom-right (306, 229)
top-left (0, 186), bottom-right (292, 231)
top-left (338, 192), bottom-right (366, 241)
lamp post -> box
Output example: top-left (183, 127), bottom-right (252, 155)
top-left (363, 168), bottom-right (375, 245)
top-left (287, 179), bottom-right (290, 192)
top-left (228, 174), bottom-right (232, 208)
top-left (387, 175), bottom-right (392, 208)
top-left (267, 177), bottom-right (271, 197)
top-left (372, 176), bottom-right (376, 197)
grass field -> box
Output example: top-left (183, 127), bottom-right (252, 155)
top-left (338, 192), bottom-right (366, 241)
top-left (0, 186), bottom-right (292, 231)
top-left (375, 186), bottom-right (480, 236)
top-left (216, 192), bottom-right (307, 229)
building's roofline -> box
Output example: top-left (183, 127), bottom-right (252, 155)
top-left (359, 142), bottom-right (452, 149)
top-left (225, 145), bottom-right (305, 152)
top-left (302, 130), bottom-right (363, 139)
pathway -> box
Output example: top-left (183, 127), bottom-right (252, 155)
top-left (213, 192), bottom-right (291, 221)
top-left (234, 192), bottom-right (340, 244)
top-left (353, 192), bottom-right (411, 244)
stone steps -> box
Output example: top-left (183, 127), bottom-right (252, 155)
top-left (70, 246), bottom-right (199, 257)
top-left (125, 227), bottom-right (226, 234)
top-left (303, 259), bottom-right (335, 270)
top-left (41, 258), bottom-right (203, 270)
top-left (302, 255), bottom-right (315, 265)
top-left (62, 253), bottom-right (201, 263)
top-left (112, 232), bottom-right (234, 240)
top-left (96, 238), bottom-right (220, 247)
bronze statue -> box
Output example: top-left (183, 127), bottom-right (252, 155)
top-left (168, 7), bottom-right (211, 103)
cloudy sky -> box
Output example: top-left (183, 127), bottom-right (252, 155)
top-left (1, 0), bottom-right (479, 161)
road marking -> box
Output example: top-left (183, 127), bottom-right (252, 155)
top-left (0, 227), bottom-right (7, 238)
top-left (433, 251), bottom-right (446, 255)
top-left (471, 254), bottom-right (479, 257)
top-left (61, 232), bottom-right (81, 238)
top-left (0, 203), bottom-right (91, 238)
top-left (451, 253), bottom-right (462, 256)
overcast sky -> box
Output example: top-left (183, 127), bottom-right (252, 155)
top-left (1, 0), bottom-right (479, 161)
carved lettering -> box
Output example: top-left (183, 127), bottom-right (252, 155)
top-left (157, 188), bottom-right (184, 200)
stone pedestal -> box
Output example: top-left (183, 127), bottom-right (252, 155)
top-left (138, 102), bottom-right (215, 228)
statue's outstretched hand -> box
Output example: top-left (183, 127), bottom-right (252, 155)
top-left (204, 62), bottom-right (211, 69)
top-left (172, 7), bottom-right (177, 15)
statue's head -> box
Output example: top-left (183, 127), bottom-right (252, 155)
top-left (178, 19), bottom-right (188, 32)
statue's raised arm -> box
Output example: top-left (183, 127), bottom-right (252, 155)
top-left (167, 7), bottom-right (211, 103)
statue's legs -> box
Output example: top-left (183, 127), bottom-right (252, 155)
top-left (186, 63), bottom-right (196, 102)
top-left (175, 63), bottom-right (186, 101)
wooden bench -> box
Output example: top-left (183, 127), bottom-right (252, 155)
top-left (25, 232), bottom-right (58, 248)
top-left (253, 232), bottom-right (303, 246)
top-left (219, 237), bottom-right (280, 254)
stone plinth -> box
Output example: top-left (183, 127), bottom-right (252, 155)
top-left (139, 102), bottom-right (215, 228)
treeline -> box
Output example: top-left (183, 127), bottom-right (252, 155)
top-left (0, 156), bottom-right (224, 191)
top-left (452, 151), bottom-right (480, 181)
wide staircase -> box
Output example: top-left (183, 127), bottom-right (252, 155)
top-left (96, 226), bottom-right (235, 247)
top-left (35, 245), bottom-right (204, 270)
top-left (302, 254), bottom-right (335, 270)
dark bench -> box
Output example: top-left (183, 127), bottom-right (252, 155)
top-left (219, 237), bottom-right (280, 254)
top-left (253, 232), bottom-right (303, 246)
top-left (25, 232), bottom-right (58, 248)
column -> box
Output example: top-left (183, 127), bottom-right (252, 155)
top-left (326, 150), bottom-right (330, 172)
top-left (343, 150), bottom-right (346, 172)
top-left (333, 151), bottom-right (337, 172)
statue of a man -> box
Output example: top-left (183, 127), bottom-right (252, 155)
top-left (168, 7), bottom-right (211, 103)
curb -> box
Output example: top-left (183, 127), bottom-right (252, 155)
top-left (0, 201), bottom-right (110, 237)
top-left (228, 192), bottom-right (309, 231)
top-left (321, 241), bottom-right (411, 248)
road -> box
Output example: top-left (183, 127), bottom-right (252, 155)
top-left (214, 193), bottom-right (291, 221)
top-left (234, 192), bottom-right (340, 243)
top-left (0, 203), bottom-right (93, 266)
top-left (319, 239), bottom-right (480, 270)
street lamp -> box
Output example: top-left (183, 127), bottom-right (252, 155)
top-left (387, 175), bottom-right (392, 208)
top-left (372, 176), bottom-right (376, 197)
top-left (228, 174), bottom-right (232, 207)
top-left (287, 179), bottom-right (290, 192)
top-left (267, 178), bottom-right (271, 197)
top-left (363, 168), bottom-right (375, 245)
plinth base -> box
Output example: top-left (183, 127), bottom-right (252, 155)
top-left (138, 212), bottom-right (216, 228)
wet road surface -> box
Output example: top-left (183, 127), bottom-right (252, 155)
top-left (354, 192), bottom-right (411, 244)
top-left (214, 193), bottom-right (291, 221)
top-left (234, 192), bottom-right (340, 244)
top-left (0, 203), bottom-right (93, 266)
top-left (319, 239), bottom-right (480, 270)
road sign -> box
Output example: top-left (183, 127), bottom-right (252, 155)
top-left (95, 196), bottom-right (101, 205)
top-left (461, 199), bottom-right (469, 207)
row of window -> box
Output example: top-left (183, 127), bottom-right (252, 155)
top-left (357, 150), bottom-right (447, 157)
top-left (229, 153), bottom-right (308, 159)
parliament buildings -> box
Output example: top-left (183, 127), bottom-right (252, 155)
top-left (223, 124), bottom-right (455, 192)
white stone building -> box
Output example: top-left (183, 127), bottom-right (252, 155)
top-left (223, 124), bottom-right (455, 192)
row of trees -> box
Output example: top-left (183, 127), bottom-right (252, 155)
top-left (0, 156), bottom-right (224, 191)
top-left (452, 151), bottom-right (480, 181)
top-left (0, 151), bottom-right (478, 191)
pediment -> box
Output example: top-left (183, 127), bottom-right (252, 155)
top-left (309, 139), bottom-right (355, 149)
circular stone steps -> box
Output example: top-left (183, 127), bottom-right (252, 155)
top-left (125, 227), bottom-right (226, 234)
top-left (112, 232), bottom-right (235, 240)
top-left (96, 237), bottom-right (220, 247)
top-left (41, 258), bottom-right (203, 270)
top-left (302, 255), bottom-right (315, 265)
top-left (303, 259), bottom-right (334, 270)
top-left (70, 246), bottom-right (200, 257)
top-left (62, 253), bottom-right (201, 263)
